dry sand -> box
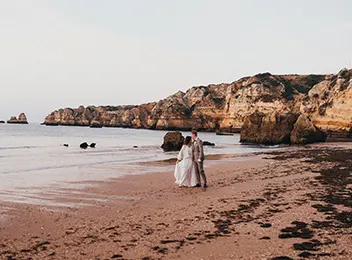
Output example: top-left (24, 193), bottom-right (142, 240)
top-left (0, 145), bottom-right (351, 260)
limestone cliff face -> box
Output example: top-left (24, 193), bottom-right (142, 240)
top-left (300, 69), bottom-right (352, 138)
top-left (44, 69), bottom-right (351, 140)
top-left (240, 111), bottom-right (298, 145)
top-left (218, 73), bottom-right (323, 131)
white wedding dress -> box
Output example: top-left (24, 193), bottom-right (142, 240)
top-left (174, 145), bottom-right (197, 187)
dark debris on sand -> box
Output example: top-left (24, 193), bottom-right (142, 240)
top-left (279, 221), bottom-right (313, 239)
top-left (271, 256), bottom-right (294, 260)
top-left (269, 147), bottom-right (352, 259)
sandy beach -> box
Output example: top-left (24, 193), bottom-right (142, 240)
top-left (1, 144), bottom-right (351, 260)
top-left (2, 1), bottom-right (352, 259)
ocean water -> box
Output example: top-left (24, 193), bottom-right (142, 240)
top-left (0, 124), bottom-right (278, 205)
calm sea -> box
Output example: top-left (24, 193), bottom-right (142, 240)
top-left (0, 124), bottom-right (278, 206)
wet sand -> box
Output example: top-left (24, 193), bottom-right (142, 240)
top-left (0, 144), bottom-right (351, 260)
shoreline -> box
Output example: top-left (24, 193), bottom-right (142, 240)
top-left (20, 123), bottom-right (352, 143)
top-left (0, 152), bottom-right (260, 209)
top-left (0, 143), bottom-right (351, 259)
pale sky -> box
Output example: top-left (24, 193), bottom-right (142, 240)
top-left (1, 0), bottom-right (351, 122)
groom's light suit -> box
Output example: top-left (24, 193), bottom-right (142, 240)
top-left (193, 137), bottom-right (207, 185)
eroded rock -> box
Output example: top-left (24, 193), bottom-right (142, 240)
top-left (161, 132), bottom-right (184, 152)
top-left (7, 113), bottom-right (29, 124)
top-left (240, 111), bottom-right (298, 145)
top-left (290, 114), bottom-right (326, 144)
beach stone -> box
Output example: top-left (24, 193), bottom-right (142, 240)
top-left (63, 144), bottom-right (69, 147)
top-left (90, 120), bottom-right (102, 128)
top-left (0, 120), bottom-right (4, 123)
top-left (161, 132), bottom-right (184, 152)
top-left (90, 143), bottom-right (96, 148)
top-left (203, 141), bottom-right (215, 146)
top-left (240, 111), bottom-right (298, 145)
top-left (80, 142), bottom-right (89, 149)
top-left (290, 114), bottom-right (326, 144)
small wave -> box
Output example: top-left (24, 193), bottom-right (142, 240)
top-left (0, 153), bottom-right (160, 175)
top-left (0, 145), bottom-right (42, 151)
top-left (108, 145), bottom-right (161, 151)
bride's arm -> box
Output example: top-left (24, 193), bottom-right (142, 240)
top-left (177, 145), bottom-right (184, 162)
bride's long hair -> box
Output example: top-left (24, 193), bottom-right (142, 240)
top-left (184, 136), bottom-right (192, 146)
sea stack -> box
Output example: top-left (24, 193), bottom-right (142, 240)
top-left (7, 113), bottom-right (29, 124)
top-left (161, 132), bottom-right (184, 152)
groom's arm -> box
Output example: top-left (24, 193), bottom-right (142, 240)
top-left (197, 140), bottom-right (204, 162)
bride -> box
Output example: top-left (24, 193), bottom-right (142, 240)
top-left (174, 136), bottom-right (197, 187)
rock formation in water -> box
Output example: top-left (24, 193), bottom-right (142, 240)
top-left (7, 113), bottom-right (29, 124)
top-left (240, 111), bottom-right (298, 145)
top-left (80, 142), bottom-right (89, 149)
top-left (161, 132), bottom-right (184, 152)
top-left (161, 132), bottom-right (215, 151)
top-left (290, 114), bottom-right (326, 144)
top-left (241, 69), bottom-right (352, 144)
top-left (44, 69), bottom-right (352, 144)
top-left (0, 120), bottom-right (5, 124)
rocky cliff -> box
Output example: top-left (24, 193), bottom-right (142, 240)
top-left (300, 69), bottom-right (352, 139)
top-left (44, 69), bottom-right (352, 142)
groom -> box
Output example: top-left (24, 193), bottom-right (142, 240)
top-left (191, 130), bottom-right (207, 188)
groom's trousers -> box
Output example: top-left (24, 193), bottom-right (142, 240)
top-left (194, 161), bottom-right (207, 185)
